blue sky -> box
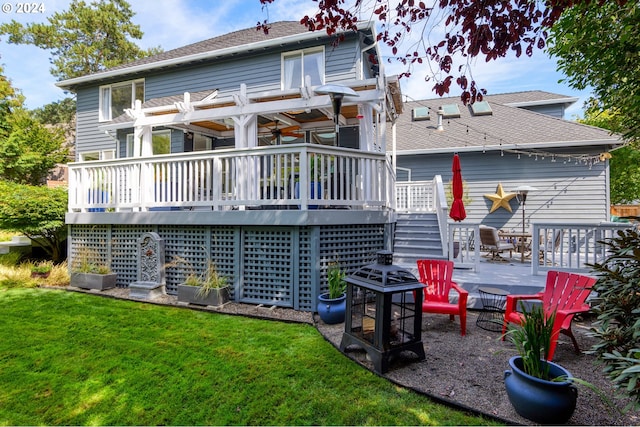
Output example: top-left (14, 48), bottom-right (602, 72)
top-left (0, 0), bottom-right (590, 118)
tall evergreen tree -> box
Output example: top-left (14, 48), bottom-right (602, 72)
top-left (0, 0), bottom-right (162, 81)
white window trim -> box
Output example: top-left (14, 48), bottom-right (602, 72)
top-left (99, 79), bottom-right (144, 122)
top-left (281, 47), bottom-right (325, 90)
top-left (79, 150), bottom-right (116, 162)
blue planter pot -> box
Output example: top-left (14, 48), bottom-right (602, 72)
top-left (295, 182), bottom-right (322, 209)
top-left (317, 293), bottom-right (346, 324)
top-left (504, 356), bottom-right (577, 424)
top-left (88, 189), bottom-right (107, 212)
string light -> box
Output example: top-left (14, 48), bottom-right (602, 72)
top-left (397, 99), bottom-right (616, 167)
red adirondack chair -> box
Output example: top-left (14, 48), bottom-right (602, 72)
top-left (502, 270), bottom-right (597, 360)
top-left (416, 259), bottom-right (468, 336)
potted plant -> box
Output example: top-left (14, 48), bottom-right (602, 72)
top-left (177, 259), bottom-right (230, 307)
top-left (30, 262), bottom-right (52, 279)
top-left (317, 262), bottom-right (347, 324)
top-left (70, 247), bottom-right (117, 290)
top-left (295, 153), bottom-right (322, 209)
top-left (503, 304), bottom-right (578, 424)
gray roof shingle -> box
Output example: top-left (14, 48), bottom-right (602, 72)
top-left (394, 94), bottom-right (620, 153)
top-left (106, 21), bottom-right (311, 73)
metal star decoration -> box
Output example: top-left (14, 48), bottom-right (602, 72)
top-left (484, 183), bottom-right (517, 213)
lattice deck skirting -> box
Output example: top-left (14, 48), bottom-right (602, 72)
top-left (69, 223), bottom-right (387, 311)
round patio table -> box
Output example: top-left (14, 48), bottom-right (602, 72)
top-left (476, 287), bottom-right (510, 332)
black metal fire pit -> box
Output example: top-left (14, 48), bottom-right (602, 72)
top-left (340, 250), bottom-right (425, 373)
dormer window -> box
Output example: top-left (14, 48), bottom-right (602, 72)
top-left (282, 47), bottom-right (324, 90)
top-left (99, 79), bottom-right (144, 121)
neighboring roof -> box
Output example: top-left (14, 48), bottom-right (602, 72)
top-left (56, 21), bottom-right (374, 90)
top-left (484, 90), bottom-right (578, 108)
top-left (393, 94), bottom-right (620, 154)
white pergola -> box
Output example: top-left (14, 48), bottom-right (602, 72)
top-left (100, 75), bottom-right (398, 157)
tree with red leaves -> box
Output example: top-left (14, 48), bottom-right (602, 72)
top-left (257, 0), bottom-right (628, 107)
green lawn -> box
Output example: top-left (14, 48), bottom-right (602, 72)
top-left (0, 288), bottom-right (494, 425)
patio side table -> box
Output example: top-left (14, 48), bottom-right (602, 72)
top-left (476, 287), bottom-right (510, 332)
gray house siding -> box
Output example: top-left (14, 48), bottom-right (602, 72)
top-left (324, 41), bottom-right (360, 83)
top-left (74, 37), bottom-right (360, 156)
top-left (145, 38), bottom-right (359, 99)
top-left (75, 86), bottom-right (108, 160)
top-left (144, 53), bottom-right (282, 99)
top-left (397, 148), bottom-right (610, 230)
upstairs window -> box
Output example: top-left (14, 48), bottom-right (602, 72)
top-left (282, 48), bottom-right (324, 90)
top-left (100, 79), bottom-right (144, 121)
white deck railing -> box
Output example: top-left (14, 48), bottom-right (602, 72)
top-left (395, 180), bottom-right (436, 212)
top-left (531, 222), bottom-right (632, 274)
top-left (444, 222), bottom-right (632, 274)
top-left (448, 223), bottom-right (481, 271)
top-left (68, 144), bottom-right (391, 212)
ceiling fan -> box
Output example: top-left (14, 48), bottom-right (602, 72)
top-left (267, 120), bottom-right (303, 144)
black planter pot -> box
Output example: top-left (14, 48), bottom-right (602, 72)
top-left (317, 293), bottom-right (346, 324)
top-left (504, 355), bottom-right (577, 424)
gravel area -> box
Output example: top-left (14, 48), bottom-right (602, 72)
top-left (67, 286), bottom-right (638, 425)
top-left (317, 310), bottom-right (639, 426)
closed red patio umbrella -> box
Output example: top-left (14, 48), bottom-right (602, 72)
top-left (449, 153), bottom-right (466, 222)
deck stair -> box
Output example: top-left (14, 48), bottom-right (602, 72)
top-left (393, 212), bottom-right (444, 266)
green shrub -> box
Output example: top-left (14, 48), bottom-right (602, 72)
top-left (588, 227), bottom-right (640, 410)
top-left (0, 181), bottom-right (67, 262)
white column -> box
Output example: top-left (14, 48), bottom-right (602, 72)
top-left (140, 126), bottom-right (153, 157)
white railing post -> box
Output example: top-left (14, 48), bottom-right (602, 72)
top-left (299, 146), bottom-right (309, 210)
top-left (433, 175), bottom-right (448, 257)
top-left (68, 166), bottom-right (79, 211)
